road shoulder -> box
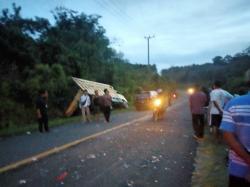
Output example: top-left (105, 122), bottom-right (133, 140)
top-left (0, 113), bottom-right (149, 173)
top-left (191, 131), bottom-right (228, 187)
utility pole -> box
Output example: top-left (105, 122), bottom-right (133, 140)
top-left (144, 35), bottom-right (155, 65)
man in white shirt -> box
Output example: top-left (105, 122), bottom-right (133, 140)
top-left (80, 89), bottom-right (91, 122)
top-left (210, 81), bottom-right (233, 139)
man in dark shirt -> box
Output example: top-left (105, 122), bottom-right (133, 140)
top-left (36, 89), bottom-right (49, 132)
top-left (189, 84), bottom-right (208, 140)
top-left (100, 89), bottom-right (112, 123)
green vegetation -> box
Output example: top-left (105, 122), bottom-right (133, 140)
top-left (0, 4), bottom-right (174, 130)
top-left (162, 49), bottom-right (250, 93)
top-left (0, 107), bottom-right (132, 137)
top-left (0, 116), bottom-right (81, 137)
top-left (192, 132), bottom-right (228, 187)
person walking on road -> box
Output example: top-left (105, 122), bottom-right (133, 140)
top-left (36, 89), bottom-right (49, 133)
top-left (100, 89), bottom-right (112, 123)
top-left (189, 84), bottom-right (208, 140)
top-left (79, 89), bottom-right (91, 123)
top-left (220, 71), bottom-right (250, 187)
top-left (210, 80), bottom-right (233, 140)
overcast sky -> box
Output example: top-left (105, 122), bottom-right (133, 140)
top-left (1, 0), bottom-right (250, 71)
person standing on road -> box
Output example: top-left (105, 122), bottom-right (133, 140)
top-left (100, 89), bottom-right (112, 123)
top-left (189, 84), bottom-right (208, 140)
top-left (79, 89), bottom-right (91, 123)
top-left (220, 71), bottom-right (250, 187)
top-left (210, 80), bottom-right (233, 140)
top-left (36, 89), bottom-right (49, 133)
top-left (92, 90), bottom-right (101, 121)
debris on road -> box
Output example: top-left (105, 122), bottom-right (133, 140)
top-left (140, 164), bottom-right (147, 168)
top-left (19, 179), bottom-right (27, 185)
top-left (127, 180), bottom-right (134, 186)
top-left (151, 156), bottom-right (160, 163)
top-left (87, 154), bottom-right (96, 159)
top-left (56, 171), bottom-right (68, 182)
top-left (26, 131), bottom-right (31, 135)
top-left (119, 157), bottom-right (123, 161)
top-left (0, 98), bottom-right (197, 187)
top-left (124, 163), bottom-right (129, 169)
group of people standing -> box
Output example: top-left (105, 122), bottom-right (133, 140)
top-left (79, 88), bottom-right (112, 123)
top-left (189, 73), bottom-right (250, 187)
top-left (35, 88), bottom-right (113, 134)
top-left (189, 81), bottom-right (233, 141)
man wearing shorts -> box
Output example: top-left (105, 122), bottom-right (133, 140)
top-left (210, 80), bottom-right (233, 139)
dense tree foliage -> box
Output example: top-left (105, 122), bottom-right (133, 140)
top-left (161, 50), bottom-right (250, 93)
top-left (0, 4), bottom-right (171, 128)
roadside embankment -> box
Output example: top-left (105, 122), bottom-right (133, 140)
top-left (192, 131), bottom-right (228, 187)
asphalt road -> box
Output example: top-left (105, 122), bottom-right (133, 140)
top-left (0, 111), bottom-right (151, 167)
top-left (0, 94), bottom-right (197, 187)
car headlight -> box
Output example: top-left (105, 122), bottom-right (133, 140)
top-left (153, 99), bottom-right (162, 107)
top-left (187, 88), bottom-right (195, 95)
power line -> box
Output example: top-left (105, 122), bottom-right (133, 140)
top-left (93, 0), bottom-right (118, 18)
top-left (103, 0), bottom-right (129, 21)
top-left (94, 0), bottom-right (131, 24)
top-left (144, 35), bottom-right (155, 65)
top-left (93, 0), bottom-right (135, 51)
top-left (108, 0), bottom-right (134, 22)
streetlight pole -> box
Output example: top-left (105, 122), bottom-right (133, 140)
top-left (144, 35), bottom-right (155, 65)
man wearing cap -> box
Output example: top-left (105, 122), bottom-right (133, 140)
top-left (220, 70), bottom-right (250, 186)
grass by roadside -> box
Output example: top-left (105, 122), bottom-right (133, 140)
top-left (192, 131), bottom-right (228, 187)
top-left (0, 116), bottom-right (82, 137)
top-left (0, 108), bottom-right (133, 137)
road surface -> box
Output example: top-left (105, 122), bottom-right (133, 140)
top-left (0, 94), bottom-right (197, 187)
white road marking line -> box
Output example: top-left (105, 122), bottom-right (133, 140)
top-left (0, 115), bottom-right (151, 174)
top-left (0, 99), bottom-right (186, 174)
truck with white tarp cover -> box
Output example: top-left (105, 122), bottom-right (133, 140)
top-left (65, 77), bottom-right (128, 116)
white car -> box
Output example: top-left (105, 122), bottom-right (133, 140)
top-left (112, 94), bottom-right (128, 108)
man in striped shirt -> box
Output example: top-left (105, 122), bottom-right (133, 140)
top-left (220, 71), bottom-right (250, 187)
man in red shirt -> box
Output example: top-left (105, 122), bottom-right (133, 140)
top-left (189, 84), bottom-right (208, 140)
top-left (99, 89), bottom-right (112, 123)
